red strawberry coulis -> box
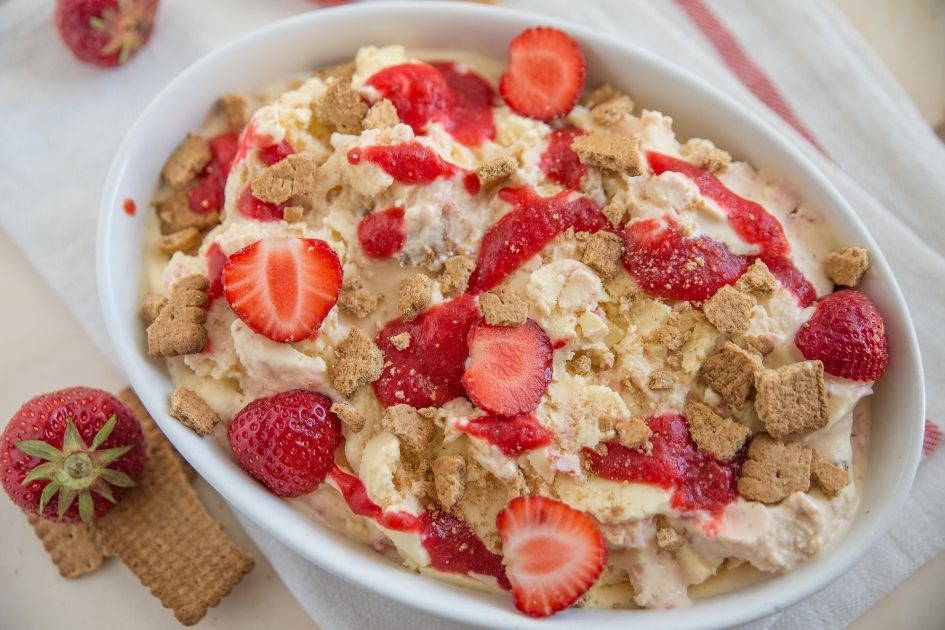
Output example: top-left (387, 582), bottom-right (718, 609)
top-left (584, 414), bottom-right (742, 516)
top-left (205, 242), bottom-right (227, 303)
top-left (646, 152), bottom-right (816, 306)
top-left (455, 414), bottom-right (553, 457)
top-left (122, 198), bottom-right (136, 216)
top-left (357, 207), bottom-right (407, 258)
top-left (539, 128), bottom-right (586, 190)
top-left (187, 132), bottom-right (240, 215)
top-left (366, 61), bottom-right (496, 146)
top-left (327, 465), bottom-right (510, 589)
top-left (348, 142), bottom-right (459, 185)
top-left (374, 295), bottom-right (480, 408)
top-left (466, 186), bottom-right (612, 293)
top-left (237, 187), bottom-right (285, 222)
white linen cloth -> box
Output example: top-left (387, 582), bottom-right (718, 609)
top-left (1, 0), bottom-right (943, 627)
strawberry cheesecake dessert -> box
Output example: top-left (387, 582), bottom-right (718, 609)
top-left (139, 26), bottom-right (888, 617)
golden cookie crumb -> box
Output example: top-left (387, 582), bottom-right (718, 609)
top-left (602, 203), bottom-right (626, 228)
top-left (390, 332), bottom-right (411, 350)
top-left (581, 84), bottom-right (623, 109)
top-left (754, 361), bottom-right (828, 439)
top-left (331, 328), bottom-right (384, 396)
top-left (683, 401), bottom-right (750, 462)
top-left (570, 353), bottom-right (593, 376)
top-left (382, 404), bottom-right (435, 456)
top-left (398, 274), bottom-right (433, 322)
top-left (432, 455), bottom-right (466, 510)
top-left (810, 450), bottom-right (849, 498)
top-left (162, 134), bottom-right (211, 189)
top-left (313, 61), bottom-right (355, 81)
top-left (581, 231), bottom-right (624, 278)
top-left (316, 77), bottom-right (368, 134)
top-left (571, 131), bottom-right (642, 176)
top-left (146, 275), bottom-right (209, 357)
top-left (250, 153), bottom-right (319, 204)
top-left (220, 93), bottom-right (249, 131)
top-left (615, 418), bottom-right (652, 449)
top-left (656, 527), bottom-right (683, 551)
top-left (154, 189), bottom-right (220, 235)
top-left (647, 369), bottom-right (675, 391)
top-left (440, 255), bottom-right (476, 296)
top-left (700, 341), bottom-right (761, 409)
top-left (169, 387), bottom-right (221, 436)
top-left (141, 294), bottom-right (168, 324)
top-left (736, 260), bottom-right (779, 295)
top-left (741, 334), bottom-right (775, 356)
top-left (704, 285), bottom-right (755, 335)
top-left (338, 277), bottom-right (379, 319)
top-left (282, 205), bottom-right (305, 223)
top-left (362, 98), bottom-right (400, 130)
top-left (737, 434), bottom-right (812, 504)
top-left (591, 95), bottom-right (634, 127)
top-left (476, 156), bottom-right (517, 189)
top-left (825, 246), bottom-right (869, 287)
top-left (330, 402), bottom-right (367, 433)
top-left (158, 227), bottom-right (202, 255)
top-left (479, 285), bottom-right (528, 326)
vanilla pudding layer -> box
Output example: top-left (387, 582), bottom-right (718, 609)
top-left (145, 46), bottom-right (870, 609)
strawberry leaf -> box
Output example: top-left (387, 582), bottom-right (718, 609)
top-left (91, 415), bottom-right (118, 450)
top-left (78, 490), bottom-right (94, 524)
top-left (38, 480), bottom-right (61, 514)
top-left (62, 419), bottom-right (87, 454)
top-left (94, 445), bottom-right (132, 467)
top-left (99, 468), bottom-right (136, 488)
top-left (17, 440), bottom-right (64, 462)
top-left (92, 480), bottom-right (117, 504)
top-left (57, 487), bottom-right (78, 521)
top-left (22, 462), bottom-right (57, 485)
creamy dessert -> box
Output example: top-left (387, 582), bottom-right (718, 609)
top-left (140, 26), bottom-right (889, 617)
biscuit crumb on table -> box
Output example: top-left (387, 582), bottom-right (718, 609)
top-left (398, 273), bottom-right (433, 321)
top-left (703, 285), bottom-right (755, 335)
top-left (331, 328), bottom-right (384, 396)
top-left (432, 454), bottom-right (466, 510)
top-left (683, 401), bottom-right (750, 462)
top-left (363, 98), bottom-right (400, 130)
top-left (825, 246), bottom-right (869, 287)
top-left (571, 130), bottom-right (642, 176)
top-left (382, 404), bottom-right (435, 456)
top-left (331, 401), bottom-right (367, 433)
top-left (250, 153), bottom-right (319, 204)
top-left (754, 361), bottom-right (828, 439)
top-left (737, 434), bottom-right (812, 504)
top-left (146, 275), bottom-right (209, 357)
top-left (700, 341), bottom-right (760, 409)
top-left (479, 285), bottom-right (528, 326)
top-left (439, 256), bottom-right (476, 296)
top-left (169, 387), bottom-right (221, 436)
top-left (161, 134), bottom-right (211, 189)
top-left (582, 230), bottom-right (624, 278)
top-left (338, 276), bottom-right (379, 319)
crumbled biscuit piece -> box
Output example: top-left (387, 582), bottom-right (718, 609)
top-left (479, 285), bottom-right (528, 326)
top-left (362, 98), bottom-right (400, 130)
top-left (146, 275), bottom-right (209, 357)
top-left (330, 401), bottom-right (367, 433)
top-left (338, 277), bottom-right (379, 319)
top-left (825, 246), bottom-right (869, 287)
top-left (158, 227), bottom-right (202, 255)
top-left (591, 94), bottom-right (634, 127)
top-left (398, 274), bottom-right (433, 321)
top-left (141, 294), bottom-right (168, 324)
top-left (250, 153), bottom-right (319, 204)
top-left (647, 369), bottom-right (675, 391)
top-left (683, 401), bottom-right (750, 462)
top-left (602, 203), bottom-right (626, 228)
top-left (390, 332), bottom-right (411, 350)
top-left (654, 324), bottom-right (685, 351)
top-left (220, 93), bottom-right (249, 131)
top-left (439, 255), bottom-right (475, 296)
top-left (169, 387), bottom-right (221, 436)
top-left (742, 334), bottom-right (775, 356)
top-left (581, 83), bottom-right (622, 109)
top-left (476, 156), bottom-right (517, 188)
top-left (736, 259), bottom-right (779, 295)
top-left (571, 131), bottom-right (642, 176)
top-left (162, 134), bottom-right (212, 189)
top-left (704, 285), bottom-right (755, 335)
top-left (737, 434), bottom-right (812, 504)
top-left (582, 231), bottom-right (624, 278)
top-left (754, 361), bottom-right (828, 439)
top-left (331, 328), bottom-right (384, 396)
top-left (317, 78), bottom-right (368, 134)
top-left (810, 450), bottom-right (849, 498)
top-left (282, 205), bottom-right (305, 223)
top-left (616, 418), bottom-right (652, 449)
top-left (432, 455), bottom-right (466, 510)
top-left (700, 341), bottom-right (760, 409)
top-left (382, 404), bottom-right (435, 455)
top-left (570, 353), bottom-right (593, 375)
top-left (656, 527), bottom-right (683, 551)
top-left (313, 61), bottom-right (356, 81)
top-left (154, 189), bottom-right (220, 235)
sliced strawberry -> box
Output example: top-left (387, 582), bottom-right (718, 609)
top-left (455, 414), bottom-right (553, 457)
top-left (499, 27), bottom-right (586, 121)
top-left (222, 237), bottom-right (342, 343)
top-left (497, 496), bottom-right (606, 617)
top-left (462, 319), bottom-right (553, 416)
top-left (795, 289), bottom-right (889, 381)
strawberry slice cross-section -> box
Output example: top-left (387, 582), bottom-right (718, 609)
top-left (497, 496), bottom-right (606, 617)
top-left (223, 237), bottom-right (342, 343)
top-left (499, 27), bottom-right (586, 121)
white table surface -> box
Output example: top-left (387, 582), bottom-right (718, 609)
top-left (2, 2), bottom-right (943, 628)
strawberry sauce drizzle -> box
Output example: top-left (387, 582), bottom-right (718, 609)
top-left (366, 61), bottom-right (496, 146)
top-left (348, 142), bottom-right (460, 185)
top-left (357, 207), bottom-right (406, 258)
top-left (583, 414), bottom-right (742, 516)
top-left (455, 414), bottom-right (553, 457)
top-left (205, 242), bottom-right (227, 304)
top-left (327, 465), bottom-right (510, 589)
top-left (187, 132), bottom-right (240, 215)
top-left (540, 128), bottom-right (586, 190)
top-left (122, 198), bottom-right (136, 216)
top-left (646, 151), bottom-right (816, 306)
top-left (467, 186), bottom-right (612, 294)
top-left (236, 187), bottom-right (285, 222)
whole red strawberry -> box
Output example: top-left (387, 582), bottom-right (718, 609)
top-left (795, 289), bottom-right (889, 381)
top-left (0, 387), bottom-right (146, 523)
top-left (55, 0), bottom-right (158, 68)
top-left (228, 390), bottom-right (342, 497)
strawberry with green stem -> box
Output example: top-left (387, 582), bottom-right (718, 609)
top-left (1, 387), bottom-right (146, 523)
top-left (55, 0), bottom-right (159, 68)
